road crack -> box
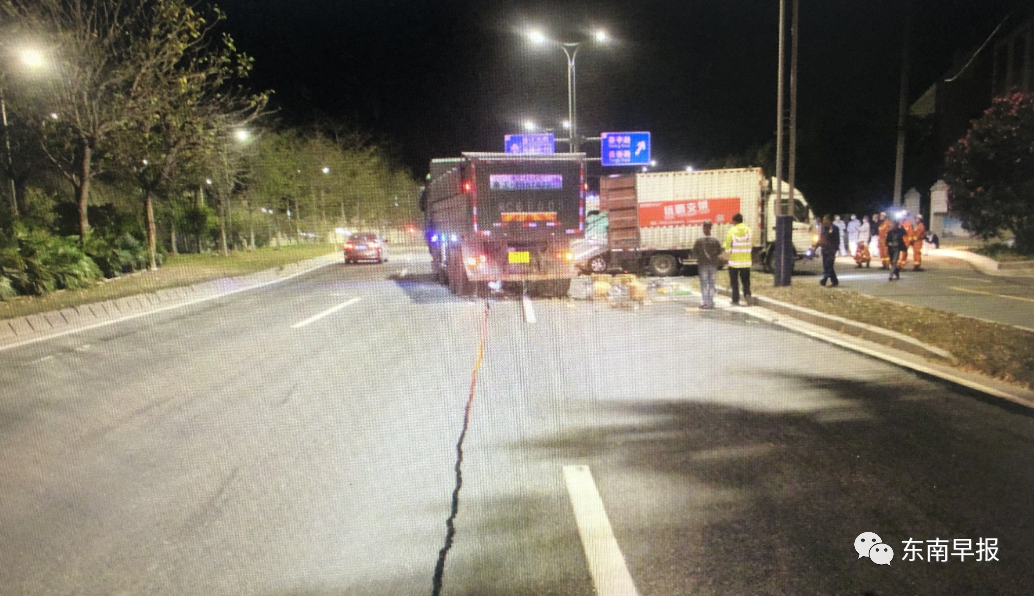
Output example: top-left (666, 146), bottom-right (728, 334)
top-left (431, 300), bottom-right (491, 596)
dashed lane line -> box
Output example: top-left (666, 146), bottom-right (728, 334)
top-left (522, 295), bottom-right (537, 324)
top-left (290, 298), bottom-right (362, 329)
top-left (563, 465), bottom-right (640, 596)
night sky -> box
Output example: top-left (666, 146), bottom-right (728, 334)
top-left (214, 0), bottom-right (1021, 214)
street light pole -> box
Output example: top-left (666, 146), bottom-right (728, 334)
top-left (0, 87), bottom-right (18, 218)
top-left (560, 43), bottom-right (580, 153)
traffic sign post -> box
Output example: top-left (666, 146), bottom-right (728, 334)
top-left (601, 131), bottom-right (650, 167)
top-left (504, 134), bottom-right (556, 155)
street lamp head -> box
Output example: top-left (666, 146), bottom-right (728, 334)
top-left (686, 165), bottom-right (694, 172)
top-left (205, 178), bottom-right (212, 185)
top-left (49, 112), bottom-right (58, 120)
top-left (562, 120), bottom-right (571, 130)
top-left (528, 29), bottom-right (548, 45)
top-left (594, 29), bottom-right (609, 43)
top-left (322, 166), bottom-right (330, 174)
top-left (18, 48), bottom-right (45, 69)
top-left (523, 120), bottom-right (536, 132)
top-left (650, 159), bottom-right (657, 167)
top-left (235, 129), bottom-right (250, 142)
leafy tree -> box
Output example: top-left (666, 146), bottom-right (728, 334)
top-left (945, 92), bottom-right (1034, 255)
top-left (108, 0), bottom-right (267, 268)
top-left (0, 0), bottom-right (264, 246)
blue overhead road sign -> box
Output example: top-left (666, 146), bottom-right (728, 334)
top-left (504, 133), bottom-right (556, 155)
top-left (601, 131), bottom-right (651, 166)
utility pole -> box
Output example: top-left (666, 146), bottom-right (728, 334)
top-left (773, 0), bottom-right (795, 286)
top-left (1, 87), bottom-right (19, 219)
top-left (893, 8), bottom-right (912, 207)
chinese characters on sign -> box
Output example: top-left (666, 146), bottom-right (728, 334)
top-left (601, 131), bottom-right (651, 166)
top-left (637, 197), bottom-right (741, 227)
top-left (900, 538), bottom-right (998, 562)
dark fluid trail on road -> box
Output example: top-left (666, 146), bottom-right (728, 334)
top-left (431, 300), bottom-right (492, 596)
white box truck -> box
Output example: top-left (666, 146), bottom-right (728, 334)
top-left (575, 168), bottom-right (817, 275)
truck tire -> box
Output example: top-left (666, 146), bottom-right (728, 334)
top-left (648, 253), bottom-right (679, 277)
top-left (588, 254), bottom-right (609, 273)
top-left (447, 248), bottom-right (471, 296)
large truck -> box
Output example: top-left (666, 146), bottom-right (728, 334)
top-left (574, 168), bottom-right (817, 276)
top-left (421, 152), bottom-right (586, 296)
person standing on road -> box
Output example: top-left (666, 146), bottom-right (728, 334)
top-left (855, 215), bottom-right (872, 268)
top-left (833, 214), bottom-right (848, 256)
top-left (878, 212), bottom-right (892, 269)
top-left (816, 215), bottom-right (840, 287)
top-left (693, 220), bottom-right (723, 309)
top-left (847, 214), bottom-right (861, 256)
top-left (911, 214), bottom-right (926, 271)
top-left (723, 213), bottom-right (753, 306)
top-left (886, 219), bottom-right (907, 280)
top-left (898, 215), bottom-right (914, 270)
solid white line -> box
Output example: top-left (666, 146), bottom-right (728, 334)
top-left (562, 465), bottom-right (640, 596)
top-left (291, 298), bottom-right (361, 329)
top-left (522, 295), bottom-right (537, 324)
top-left (0, 258), bottom-right (338, 353)
top-left (944, 275), bottom-right (991, 283)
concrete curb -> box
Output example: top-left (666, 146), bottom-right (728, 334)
top-left (735, 304), bottom-right (1034, 412)
top-left (713, 285), bottom-right (953, 362)
top-left (932, 248), bottom-right (1034, 276)
top-left (0, 251), bottom-right (341, 349)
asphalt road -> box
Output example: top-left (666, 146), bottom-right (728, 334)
top-left (793, 251), bottom-right (1034, 331)
top-left (2, 254), bottom-right (1034, 595)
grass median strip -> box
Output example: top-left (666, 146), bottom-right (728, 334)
top-left (747, 272), bottom-right (1034, 390)
top-left (0, 245), bottom-right (337, 322)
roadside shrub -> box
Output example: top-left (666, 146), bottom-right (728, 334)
top-left (973, 242), bottom-right (1029, 261)
top-left (0, 225), bottom-right (102, 296)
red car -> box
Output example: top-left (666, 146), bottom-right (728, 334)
top-left (343, 233), bottom-right (388, 264)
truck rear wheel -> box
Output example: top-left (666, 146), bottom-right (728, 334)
top-left (588, 254), bottom-right (609, 273)
top-left (648, 253), bottom-right (679, 277)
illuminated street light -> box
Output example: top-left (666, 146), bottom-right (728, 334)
top-left (523, 120), bottom-right (537, 132)
top-left (49, 112), bottom-right (58, 120)
top-left (650, 159), bottom-right (657, 167)
top-left (18, 48), bottom-right (45, 69)
top-left (322, 166), bottom-right (330, 174)
top-left (235, 129), bottom-right (251, 142)
top-left (526, 27), bottom-right (611, 153)
top-left (686, 165), bottom-right (695, 172)
top-left (562, 120), bottom-right (571, 130)
top-left (528, 30), bottom-right (547, 45)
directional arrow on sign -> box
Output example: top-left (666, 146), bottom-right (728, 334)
top-left (635, 141), bottom-right (646, 156)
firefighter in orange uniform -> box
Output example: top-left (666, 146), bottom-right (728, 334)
top-left (878, 213), bottom-right (893, 269)
top-left (911, 214), bottom-right (926, 271)
top-left (897, 215), bottom-right (914, 269)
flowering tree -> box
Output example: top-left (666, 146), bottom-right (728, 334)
top-left (944, 92), bottom-right (1034, 254)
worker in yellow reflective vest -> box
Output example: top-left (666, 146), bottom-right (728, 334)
top-left (723, 213), bottom-right (753, 306)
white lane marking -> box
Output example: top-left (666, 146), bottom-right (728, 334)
top-left (563, 465), bottom-right (640, 596)
top-left (0, 258), bottom-right (338, 353)
top-left (291, 297), bottom-right (361, 329)
top-left (522, 295), bottom-right (537, 324)
top-left (944, 275), bottom-right (991, 283)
